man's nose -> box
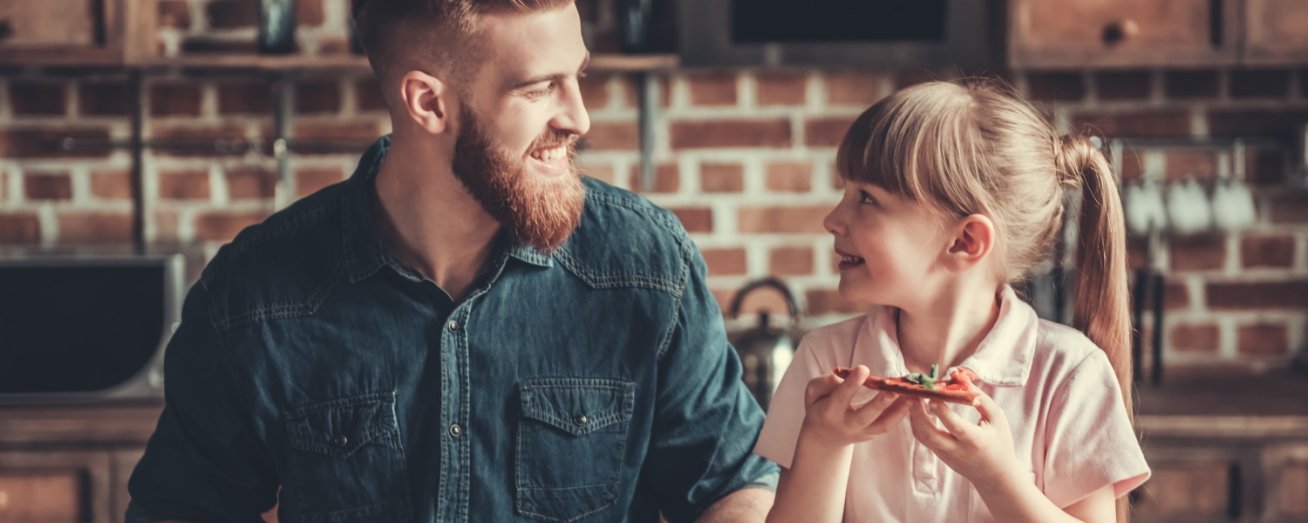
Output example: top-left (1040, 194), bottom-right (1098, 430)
top-left (553, 81), bottom-right (591, 137)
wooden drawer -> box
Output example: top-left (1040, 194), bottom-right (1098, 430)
top-left (0, 451), bottom-right (111, 523)
top-left (1244, 0), bottom-right (1308, 65)
top-left (0, 0), bottom-right (99, 49)
top-left (1008, 0), bottom-right (1237, 68)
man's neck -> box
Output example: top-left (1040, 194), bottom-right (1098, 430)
top-left (895, 277), bottom-right (1003, 374)
top-left (372, 136), bottom-right (501, 302)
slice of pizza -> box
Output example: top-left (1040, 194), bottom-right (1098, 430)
top-left (832, 364), bottom-right (981, 405)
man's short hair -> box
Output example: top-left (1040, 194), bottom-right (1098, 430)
top-left (352, 0), bottom-right (574, 90)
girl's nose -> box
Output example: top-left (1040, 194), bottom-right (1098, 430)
top-left (823, 205), bottom-right (845, 236)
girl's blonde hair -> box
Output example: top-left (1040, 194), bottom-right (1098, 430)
top-left (837, 79), bottom-right (1133, 518)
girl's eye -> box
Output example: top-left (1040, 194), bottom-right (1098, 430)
top-left (858, 190), bottom-right (878, 205)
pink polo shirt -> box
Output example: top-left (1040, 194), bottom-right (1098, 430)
top-left (754, 287), bottom-right (1150, 522)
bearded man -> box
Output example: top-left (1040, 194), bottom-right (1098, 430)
top-left (124, 1), bottom-right (778, 521)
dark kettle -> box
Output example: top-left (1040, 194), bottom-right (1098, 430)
top-left (728, 277), bottom-right (802, 410)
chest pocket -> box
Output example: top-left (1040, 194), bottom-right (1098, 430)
top-left (515, 378), bottom-right (635, 523)
top-left (284, 391), bottom-right (411, 522)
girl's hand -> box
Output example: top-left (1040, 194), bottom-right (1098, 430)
top-left (907, 387), bottom-right (1023, 486)
top-left (800, 365), bottom-right (910, 448)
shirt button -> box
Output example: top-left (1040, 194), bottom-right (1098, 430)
top-left (447, 320), bottom-right (460, 332)
top-left (449, 424), bottom-right (463, 437)
top-left (333, 435), bottom-right (349, 448)
top-left (573, 414), bottom-right (589, 426)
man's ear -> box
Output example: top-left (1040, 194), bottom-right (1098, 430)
top-left (943, 214), bottom-right (996, 271)
top-left (398, 70), bottom-right (454, 135)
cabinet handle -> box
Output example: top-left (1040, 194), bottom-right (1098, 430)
top-left (0, 19), bottom-right (12, 42)
top-left (1101, 18), bottom-right (1139, 45)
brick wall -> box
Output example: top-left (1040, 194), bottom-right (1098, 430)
top-left (1, 0), bottom-right (1307, 370)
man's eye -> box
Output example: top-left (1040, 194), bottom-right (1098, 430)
top-left (525, 83), bottom-right (556, 99)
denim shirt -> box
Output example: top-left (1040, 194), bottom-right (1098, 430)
top-left (126, 136), bottom-right (778, 523)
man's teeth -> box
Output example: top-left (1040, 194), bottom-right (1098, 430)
top-left (532, 146), bottom-right (566, 162)
top-left (841, 255), bottom-right (865, 264)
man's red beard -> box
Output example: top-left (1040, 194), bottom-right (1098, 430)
top-left (451, 106), bottom-right (585, 252)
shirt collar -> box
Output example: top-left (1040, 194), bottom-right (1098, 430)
top-left (339, 136), bottom-right (553, 284)
top-left (861, 285), bottom-right (1038, 387)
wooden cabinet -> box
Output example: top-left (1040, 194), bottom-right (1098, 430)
top-left (1008, 0), bottom-right (1308, 68)
top-left (0, 450), bottom-right (113, 523)
top-left (0, 0), bottom-right (155, 66)
top-left (1243, 0), bottom-right (1308, 65)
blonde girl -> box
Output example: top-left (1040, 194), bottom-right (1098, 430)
top-left (755, 80), bottom-right (1150, 523)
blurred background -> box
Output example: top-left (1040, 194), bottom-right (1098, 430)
top-left (0, 0), bottom-right (1306, 521)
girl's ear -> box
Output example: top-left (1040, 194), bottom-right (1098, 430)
top-left (943, 214), bottom-right (996, 271)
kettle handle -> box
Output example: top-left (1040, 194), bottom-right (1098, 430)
top-left (728, 277), bottom-right (800, 321)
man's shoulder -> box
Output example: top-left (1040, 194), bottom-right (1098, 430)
top-left (196, 184), bottom-right (347, 330)
top-left (554, 178), bottom-right (694, 292)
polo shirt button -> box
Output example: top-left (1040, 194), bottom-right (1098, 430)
top-left (447, 320), bottom-right (460, 332)
top-left (449, 424), bottom-right (463, 437)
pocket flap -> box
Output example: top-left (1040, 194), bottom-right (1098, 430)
top-left (519, 379), bottom-right (634, 437)
top-left (286, 391), bottom-right (399, 456)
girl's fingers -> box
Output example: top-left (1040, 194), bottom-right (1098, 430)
top-left (850, 391), bottom-right (899, 426)
top-left (829, 365), bottom-right (870, 408)
top-left (864, 396), bottom-right (912, 435)
top-left (929, 399), bottom-right (977, 441)
top-left (804, 374), bottom-right (843, 406)
top-left (908, 399), bottom-right (957, 452)
top-left (971, 387), bottom-right (1006, 426)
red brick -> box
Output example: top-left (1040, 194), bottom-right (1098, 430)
top-left (23, 172), bottom-right (73, 201)
top-left (580, 164), bottom-right (616, 185)
top-left (804, 116), bottom-right (855, 147)
top-left (1246, 148), bottom-right (1286, 185)
top-left (0, 127), bottom-right (111, 159)
top-left (57, 212), bottom-right (132, 244)
top-left (295, 167), bottom-right (344, 197)
top-left (1238, 323), bottom-right (1289, 355)
top-left (1241, 234), bottom-right (1295, 268)
top-left (1164, 150), bottom-right (1218, 181)
top-left (579, 74), bottom-right (610, 110)
top-left (702, 247), bottom-right (747, 276)
top-left (1073, 110), bottom-right (1192, 138)
top-left (0, 213), bottom-right (41, 244)
top-left (355, 78), bottom-right (387, 113)
top-left (150, 82), bottom-right (202, 117)
top-left (1229, 69), bottom-right (1291, 99)
top-left (765, 161), bottom-right (812, 192)
top-left (685, 72), bottom-right (738, 106)
top-left (825, 72), bottom-right (885, 106)
top-left (770, 246), bottom-right (814, 276)
top-left (157, 0), bottom-right (191, 29)
top-left (158, 170), bottom-right (211, 200)
top-left (805, 288), bottom-right (862, 315)
top-left (1206, 280), bottom-right (1308, 309)
top-left (195, 211), bottom-right (268, 242)
top-left (669, 119), bottom-right (791, 149)
top-left (670, 207), bottom-right (712, 233)
top-left (1169, 322), bottom-right (1220, 353)
top-left (206, 0), bottom-right (256, 28)
top-left (1209, 109), bottom-right (1308, 139)
top-left (582, 121), bottom-right (637, 151)
top-left (226, 167), bottom-right (275, 200)
top-left (1165, 281), bottom-right (1190, 310)
top-left (738, 206), bottom-right (830, 234)
top-left (149, 124), bottom-right (246, 157)
top-left (1169, 235), bottom-right (1226, 272)
top-left (1164, 70), bottom-right (1219, 99)
top-left (291, 121), bottom-right (379, 145)
top-left (296, 79), bottom-right (342, 114)
top-left (700, 163), bottom-right (744, 193)
top-left (756, 72), bottom-right (807, 106)
top-left (894, 69), bottom-right (950, 90)
top-left (9, 80), bottom-right (68, 116)
top-left (1279, 462), bottom-right (1308, 515)
top-left (1269, 191), bottom-right (1308, 224)
top-left (629, 163), bottom-right (679, 193)
top-left (217, 79), bottom-right (273, 115)
top-left (79, 80), bottom-right (132, 116)
top-left (297, 0), bottom-right (324, 26)
top-left (1027, 72), bottom-right (1086, 102)
top-left (153, 209), bottom-right (180, 243)
top-left (90, 170), bottom-right (132, 200)
top-left (1095, 71), bottom-right (1151, 101)
top-left (1127, 238), bottom-right (1147, 270)
top-left (1118, 148), bottom-right (1145, 182)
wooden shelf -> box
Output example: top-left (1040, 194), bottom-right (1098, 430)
top-left (129, 52), bottom-right (678, 73)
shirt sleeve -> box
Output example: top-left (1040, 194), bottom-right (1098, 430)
top-left (126, 279), bottom-right (278, 522)
top-left (1042, 349), bottom-right (1151, 508)
top-left (752, 333), bottom-right (825, 469)
top-left (640, 242), bottom-right (780, 523)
